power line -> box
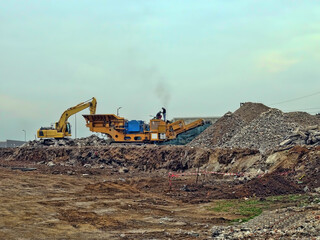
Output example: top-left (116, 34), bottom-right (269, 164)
top-left (282, 107), bottom-right (320, 112)
top-left (269, 91), bottom-right (320, 106)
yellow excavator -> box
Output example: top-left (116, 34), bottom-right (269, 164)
top-left (37, 97), bottom-right (97, 139)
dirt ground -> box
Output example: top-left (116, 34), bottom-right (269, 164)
top-left (0, 166), bottom-right (242, 240)
top-left (0, 145), bottom-right (318, 239)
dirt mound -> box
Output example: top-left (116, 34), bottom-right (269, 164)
top-left (285, 145), bottom-right (320, 189)
top-left (237, 174), bottom-right (303, 197)
top-left (165, 173), bottom-right (304, 202)
top-left (234, 102), bottom-right (270, 123)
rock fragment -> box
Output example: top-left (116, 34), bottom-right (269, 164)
top-left (21, 135), bottom-right (111, 148)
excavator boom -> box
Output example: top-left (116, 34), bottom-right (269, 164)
top-left (37, 97), bottom-right (97, 139)
top-left (56, 97), bottom-right (97, 132)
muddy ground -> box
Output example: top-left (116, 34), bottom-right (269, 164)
top-left (0, 145), bottom-right (319, 239)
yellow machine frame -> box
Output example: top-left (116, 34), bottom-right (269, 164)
top-left (83, 114), bottom-right (204, 143)
top-left (37, 97), bottom-right (97, 139)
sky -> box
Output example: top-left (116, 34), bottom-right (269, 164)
top-left (1, 0), bottom-right (320, 141)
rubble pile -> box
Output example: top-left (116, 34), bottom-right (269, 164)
top-left (23, 135), bottom-right (111, 148)
top-left (279, 125), bottom-right (320, 148)
top-left (2, 144), bottom-right (318, 192)
top-left (189, 103), bottom-right (270, 148)
top-left (189, 102), bottom-right (320, 152)
top-left (233, 102), bottom-right (270, 123)
top-left (285, 111), bottom-right (320, 127)
top-left (189, 112), bottom-right (246, 148)
top-left (9, 145), bottom-right (213, 172)
top-left (211, 203), bottom-right (320, 239)
top-left (222, 109), bottom-right (299, 152)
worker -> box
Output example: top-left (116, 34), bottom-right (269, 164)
top-left (162, 107), bottom-right (166, 121)
top-left (156, 111), bottom-right (162, 119)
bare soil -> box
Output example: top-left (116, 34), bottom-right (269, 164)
top-left (0, 144), bottom-right (318, 239)
top-left (0, 167), bottom-right (239, 240)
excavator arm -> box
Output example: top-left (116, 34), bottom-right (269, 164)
top-left (55, 97), bottom-right (97, 132)
top-left (37, 97), bottom-right (97, 139)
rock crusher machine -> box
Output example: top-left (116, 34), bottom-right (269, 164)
top-left (83, 114), bottom-right (210, 144)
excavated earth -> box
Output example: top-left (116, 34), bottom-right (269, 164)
top-left (0, 144), bottom-right (319, 239)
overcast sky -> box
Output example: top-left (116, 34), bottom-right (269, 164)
top-left (1, 0), bottom-right (320, 141)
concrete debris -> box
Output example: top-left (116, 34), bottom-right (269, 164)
top-left (285, 112), bottom-right (320, 127)
top-left (22, 135), bottom-right (112, 148)
top-left (189, 111), bottom-right (246, 148)
top-left (11, 167), bottom-right (37, 171)
top-left (222, 109), bottom-right (299, 152)
top-left (279, 126), bottom-right (320, 148)
top-left (118, 167), bottom-right (129, 173)
top-left (211, 203), bottom-right (320, 239)
top-left (2, 144), bottom-right (319, 195)
top-left (189, 103), bottom-right (270, 148)
top-left (189, 102), bottom-right (320, 152)
top-left (47, 161), bottom-right (55, 167)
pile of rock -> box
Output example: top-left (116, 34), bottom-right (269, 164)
top-left (222, 109), bottom-right (299, 152)
top-left (211, 203), bottom-right (320, 239)
top-left (286, 111), bottom-right (320, 127)
top-left (280, 125), bottom-right (320, 147)
top-left (189, 102), bottom-right (271, 149)
top-left (22, 135), bottom-right (112, 148)
top-left (234, 102), bottom-right (271, 122)
top-left (189, 112), bottom-right (246, 148)
top-left (189, 102), bottom-right (320, 152)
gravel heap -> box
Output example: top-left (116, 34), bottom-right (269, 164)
top-left (285, 111), bottom-right (320, 127)
top-left (189, 102), bottom-right (320, 152)
top-left (189, 103), bottom-right (270, 148)
top-left (222, 109), bottom-right (299, 152)
top-left (234, 102), bottom-right (270, 123)
top-left (22, 135), bottom-right (111, 148)
top-left (211, 203), bottom-right (320, 239)
top-left (188, 112), bottom-right (246, 148)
